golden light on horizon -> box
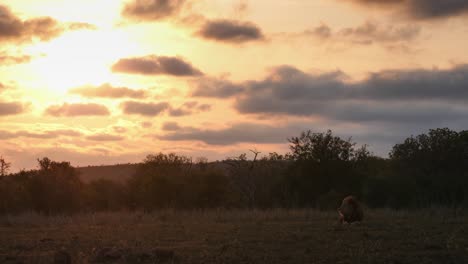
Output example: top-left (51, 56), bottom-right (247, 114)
top-left (24, 29), bottom-right (143, 93)
top-left (1, 0), bottom-right (468, 171)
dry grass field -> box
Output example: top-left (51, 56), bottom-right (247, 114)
top-left (1, 209), bottom-right (468, 264)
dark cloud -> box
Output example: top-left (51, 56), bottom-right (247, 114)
top-left (194, 66), bottom-right (346, 101)
top-left (355, 65), bottom-right (468, 100)
top-left (86, 134), bottom-right (124, 141)
top-left (346, 0), bottom-right (405, 6)
top-left (0, 101), bottom-right (27, 116)
top-left (167, 101), bottom-right (212, 117)
top-left (194, 64), bottom-right (468, 124)
top-left (161, 121), bottom-right (181, 131)
top-left (305, 21), bottom-right (420, 45)
top-left (409, 0), bottom-right (468, 19)
top-left (69, 83), bottom-right (147, 99)
top-left (120, 101), bottom-right (170, 116)
top-left (339, 21), bottom-right (420, 43)
top-left (197, 19), bottom-right (264, 43)
top-left (122, 0), bottom-right (186, 21)
top-left (159, 122), bottom-right (298, 145)
top-left (192, 77), bottom-right (245, 98)
top-left (0, 5), bottom-right (96, 44)
top-left (329, 102), bottom-right (468, 123)
top-left (112, 55), bottom-right (203, 76)
top-left (121, 100), bottom-right (208, 117)
top-left (168, 107), bottom-right (192, 117)
top-left (45, 103), bottom-right (110, 117)
top-left (344, 0), bottom-right (468, 20)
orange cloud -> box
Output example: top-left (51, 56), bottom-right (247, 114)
top-left (343, 0), bottom-right (468, 20)
top-left (197, 19), bottom-right (264, 44)
top-left (112, 55), bottom-right (203, 76)
top-left (69, 83), bottom-right (147, 99)
top-left (122, 0), bottom-right (186, 21)
top-left (45, 103), bottom-right (110, 117)
top-left (0, 4), bottom-right (96, 44)
top-left (0, 101), bottom-right (28, 116)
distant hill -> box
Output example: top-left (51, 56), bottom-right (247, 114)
top-left (77, 164), bottom-right (139, 184)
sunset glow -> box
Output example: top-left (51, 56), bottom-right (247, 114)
top-left (2, 0), bottom-right (468, 171)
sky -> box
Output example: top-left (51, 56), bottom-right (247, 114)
top-left (1, 0), bottom-right (468, 171)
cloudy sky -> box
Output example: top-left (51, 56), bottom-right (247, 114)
top-left (1, 0), bottom-right (468, 171)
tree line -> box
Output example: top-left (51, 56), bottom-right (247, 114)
top-left (1, 127), bottom-right (468, 214)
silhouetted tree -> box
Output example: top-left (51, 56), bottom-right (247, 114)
top-left (29, 158), bottom-right (83, 214)
top-left (360, 156), bottom-right (392, 208)
top-left (184, 169), bottom-right (230, 208)
top-left (389, 128), bottom-right (468, 207)
top-left (225, 151), bottom-right (256, 208)
top-left (84, 179), bottom-right (126, 211)
top-left (0, 170), bottom-right (34, 214)
top-left (0, 156), bottom-right (11, 177)
top-left (3, 127), bottom-right (468, 213)
top-left (286, 130), bottom-right (370, 208)
top-left (127, 153), bottom-right (192, 210)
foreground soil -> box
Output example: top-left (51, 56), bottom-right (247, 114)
top-left (1, 209), bottom-right (467, 263)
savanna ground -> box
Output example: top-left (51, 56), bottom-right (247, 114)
top-left (1, 209), bottom-right (468, 264)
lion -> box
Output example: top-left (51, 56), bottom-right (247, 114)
top-left (338, 195), bottom-right (363, 224)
